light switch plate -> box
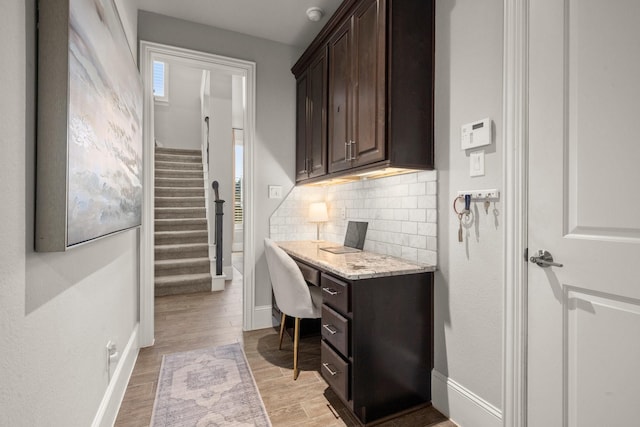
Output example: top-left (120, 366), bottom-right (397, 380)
top-left (268, 185), bottom-right (282, 199)
top-left (470, 150), bottom-right (485, 177)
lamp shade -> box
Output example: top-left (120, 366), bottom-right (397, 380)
top-left (308, 202), bottom-right (328, 223)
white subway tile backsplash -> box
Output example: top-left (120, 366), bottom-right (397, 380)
top-left (418, 249), bottom-right (437, 266)
top-left (426, 181), bottom-right (437, 195)
top-left (409, 182), bottom-right (427, 196)
top-left (402, 221), bottom-right (418, 235)
top-left (401, 246), bottom-right (418, 262)
top-left (417, 170), bottom-right (437, 182)
top-left (401, 196), bottom-right (418, 209)
top-left (409, 234), bottom-right (427, 249)
top-left (418, 195), bottom-right (437, 209)
top-left (418, 222), bottom-right (437, 237)
top-left (426, 209), bottom-right (437, 223)
top-left (409, 209), bottom-right (427, 223)
top-left (427, 236), bottom-right (437, 251)
top-left (393, 209), bottom-right (409, 221)
top-left (269, 170), bottom-right (438, 266)
top-left (387, 244), bottom-right (403, 258)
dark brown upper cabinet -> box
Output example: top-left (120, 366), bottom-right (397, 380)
top-left (292, 0), bottom-right (435, 184)
top-left (295, 49), bottom-right (328, 182)
top-left (329, 0), bottom-right (386, 173)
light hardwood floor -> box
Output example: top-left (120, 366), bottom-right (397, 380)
top-left (115, 258), bottom-right (455, 426)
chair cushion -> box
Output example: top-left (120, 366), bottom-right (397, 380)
top-left (264, 238), bottom-right (322, 319)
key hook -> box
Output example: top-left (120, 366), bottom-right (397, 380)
top-left (453, 195), bottom-right (472, 217)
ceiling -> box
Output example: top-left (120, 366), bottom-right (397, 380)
top-left (137, 0), bottom-right (344, 48)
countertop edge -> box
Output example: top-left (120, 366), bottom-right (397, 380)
top-left (277, 240), bottom-right (437, 280)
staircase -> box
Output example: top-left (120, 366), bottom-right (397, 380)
top-left (154, 147), bottom-right (212, 296)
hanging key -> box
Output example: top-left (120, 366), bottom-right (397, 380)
top-left (458, 213), bottom-right (464, 242)
top-left (484, 197), bottom-right (491, 214)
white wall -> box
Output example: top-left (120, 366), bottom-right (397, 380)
top-left (138, 11), bottom-right (299, 306)
top-left (1, 0), bottom-right (140, 425)
top-left (114, 0), bottom-right (138, 59)
top-left (433, 0), bottom-right (504, 424)
top-left (231, 75), bottom-right (244, 129)
top-left (154, 62), bottom-right (203, 150)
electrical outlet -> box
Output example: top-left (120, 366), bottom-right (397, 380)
top-left (340, 208), bottom-right (346, 219)
top-left (106, 341), bottom-right (118, 380)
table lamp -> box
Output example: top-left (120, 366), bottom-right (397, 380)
top-left (308, 202), bottom-right (328, 242)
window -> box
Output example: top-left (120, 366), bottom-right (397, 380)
top-left (234, 178), bottom-right (243, 225)
top-left (152, 60), bottom-right (168, 103)
top-left (234, 143), bottom-right (243, 225)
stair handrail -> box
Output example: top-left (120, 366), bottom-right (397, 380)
top-left (204, 116), bottom-right (210, 166)
top-left (212, 181), bottom-right (225, 276)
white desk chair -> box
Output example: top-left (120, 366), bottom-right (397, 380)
top-left (264, 238), bottom-right (322, 379)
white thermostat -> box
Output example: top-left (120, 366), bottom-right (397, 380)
top-left (461, 118), bottom-right (491, 150)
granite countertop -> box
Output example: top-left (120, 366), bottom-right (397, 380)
top-left (276, 240), bottom-right (436, 280)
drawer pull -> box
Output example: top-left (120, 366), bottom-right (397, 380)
top-left (322, 287), bottom-right (340, 296)
top-left (322, 324), bottom-right (338, 335)
top-left (322, 362), bottom-right (339, 376)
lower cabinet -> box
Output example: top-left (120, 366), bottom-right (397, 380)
top-left (319, 271), bottom-right (434, 424)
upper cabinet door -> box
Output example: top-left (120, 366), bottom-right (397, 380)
top-left (328, 19), bottom-right (353, 174)
top-left (308, 50), bottom-right (328, 179)
top-left (351, 0), bottom-right (385, 167)
top-left (295, 72), bottom-right (310, 181)
top-left (295, 49), bottom-right (328, 182)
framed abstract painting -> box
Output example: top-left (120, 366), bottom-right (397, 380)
top-left (36, 0), bottom-right (143, 251)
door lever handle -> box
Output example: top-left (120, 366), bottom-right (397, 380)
top-left (529, 250), bottom-right (563, 268)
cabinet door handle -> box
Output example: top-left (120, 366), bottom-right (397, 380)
top-left (322, 362), bottom-right (339, 376)
top-left (350, 140), bottom-right (356, 160)
top-left (344, 141), bottom-right (349, 161)
top-left (322, 324), bottom-right (338, 335)
top-left (322, 287), bottom-right (340, 296)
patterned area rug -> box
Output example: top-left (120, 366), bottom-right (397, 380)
top-left (151, 343), bottom-right (271, 427)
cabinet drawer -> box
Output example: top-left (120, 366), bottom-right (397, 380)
top-left (321, 340), bottom-right (350, 402)
top-left (295, 260), bottom-right (320, 286)
top-left (321, 273), bottom-right (349, 313)
top-left (322, 304), bottom-right (349, 356)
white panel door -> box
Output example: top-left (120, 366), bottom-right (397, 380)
top-left (528, 1), bottom-right (640, 426)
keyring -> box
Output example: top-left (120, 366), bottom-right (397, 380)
top-left (453, 196), bottom-right (466, 216)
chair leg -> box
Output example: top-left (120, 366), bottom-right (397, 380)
top-left (293, 317), bottom-right (300, 380)
top-left (278, 312), bottom-right (286, 350)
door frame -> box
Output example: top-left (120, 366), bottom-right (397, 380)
top-left (502, 0), bottom-right (528, 426)
top-left (138, 41), bottom-right (257, 346)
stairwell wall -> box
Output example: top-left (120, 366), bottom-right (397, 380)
top-left (154, 61), bottom-right (203, 150)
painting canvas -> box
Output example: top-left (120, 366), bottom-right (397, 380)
top-left (37, 0), bottom-right (142, 250)
top-left (64, 0), bottom-right (142, 246)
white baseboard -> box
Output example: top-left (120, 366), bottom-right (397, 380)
top-left (223, 265), bottom-right (233, 278)
top-left (211, 273), bottom-right (226, 291)
top-left (431, 370), bottom-right (502, 427)
top-left (92, 324), bottom-right (139, 427)
top-left (253, 305), bottom-right (274, 330)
